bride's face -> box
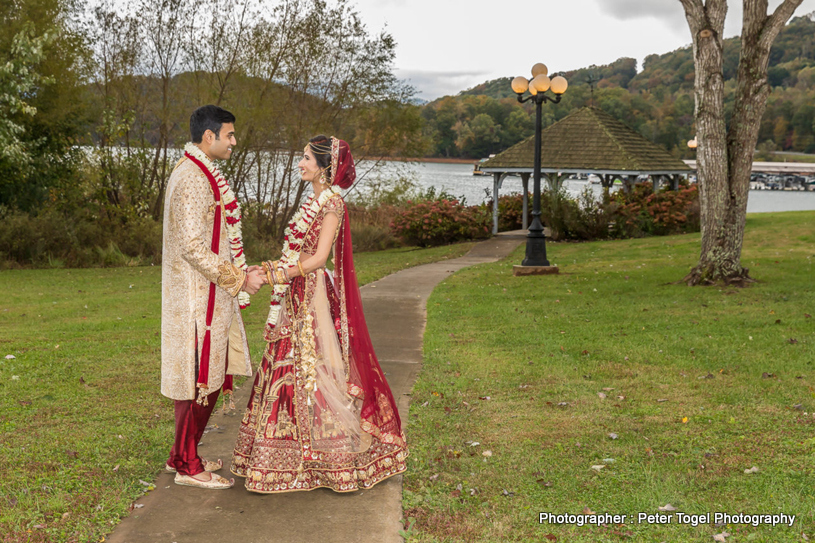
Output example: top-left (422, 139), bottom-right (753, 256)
top-left (298, 145), bottom-right (319, 183)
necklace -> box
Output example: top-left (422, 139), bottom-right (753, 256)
top-left (266, 185), bottom-right (340, 328)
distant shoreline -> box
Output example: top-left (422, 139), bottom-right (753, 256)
top-left (368, 156), bottom-right (476, 164)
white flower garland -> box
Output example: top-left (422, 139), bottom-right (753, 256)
top-left (266, 185), bottom-right (341, 329)
top-left (184, 142), bottom-right (250, 309)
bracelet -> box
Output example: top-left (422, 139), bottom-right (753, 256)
top-left (275, 266), bottom-right (287, 285)
top-left (284, 267), bottom-right (291, 282)
top-left (262, 261), bottom-right (274, 286)
top-left (297, 261), bottom-right (305, 278)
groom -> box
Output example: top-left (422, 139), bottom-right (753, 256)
top-left (161, 105), bottom-right (265, 489)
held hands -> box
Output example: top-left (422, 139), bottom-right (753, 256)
top-left (241, 268), bottom-right (266, 295)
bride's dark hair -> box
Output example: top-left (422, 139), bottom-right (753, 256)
top-left (308, 134), bottom-right (332, 181)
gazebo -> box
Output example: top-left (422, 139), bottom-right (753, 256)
top-left (480, 106), bottom-right (692, 234)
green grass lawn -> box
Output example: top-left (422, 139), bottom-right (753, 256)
top-left (0, 241), bottom-right (473, 543)
top-left (404, 211), bottom-right (815, 543)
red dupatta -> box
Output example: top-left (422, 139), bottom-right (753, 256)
top-left (330, 138), bottom-right (404, 444)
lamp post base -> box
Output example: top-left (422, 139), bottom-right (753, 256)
top-left (512, 265), bottom-right (559, 276)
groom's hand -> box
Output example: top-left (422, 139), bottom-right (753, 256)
top-left (242, 269), bottom-right (265, 295)
top-left (247, 265), bottom-right (262, 273)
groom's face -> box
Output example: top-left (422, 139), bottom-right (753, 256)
top-left (208, 123), bottom-right (236, 160)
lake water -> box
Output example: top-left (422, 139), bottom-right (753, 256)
top-left (373, 160), bottom-right (815, 213)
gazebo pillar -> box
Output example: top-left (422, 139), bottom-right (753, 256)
top-left (492, 173), bottom-right (506, 235)
top-left (652, 175), bottom-right (660, 193)
top-left (521, 173), bottom-right (530, 230)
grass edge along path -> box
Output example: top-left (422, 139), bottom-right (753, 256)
top-left (0, 241), bottom-right (474, 543)
top-left (404, 211), bottom-right (815, 543)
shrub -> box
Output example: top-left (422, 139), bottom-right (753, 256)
top-left (483, 193), bottom-right (526, 232)
top-left (612, 183), bottom-right (700, 237)
top-left (390, 198), bottom-right (491, 247)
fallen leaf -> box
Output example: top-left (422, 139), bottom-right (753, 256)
top-left (544, 535), bottom-right (557, 542)
top-left (428, 474), bottom-right (439, 481)
top-left (590, 465), bottom-right (605, 472)
top-left (138, 480), bottom-right (152, 486)
top-left (657, 398), bottom-right (668, 402)
top-left (713, 532), bottom-right (730, 542)
top-left (789, 338), bottom-right (798, 344)
top-left (112, 465), bottom-right (119, 472)
top-left (478, 396), bottom-right (491, 401)
top-left (608, 433), bottom-right (618, 440)
top-left (744, 466), bottom-right (760, 474)
top-left (682, 417), bottom-right (688, 424)
top-left (659, 503), bottom-right (677, 512)
top-left (4, 354), bottom-right (16, 360)
top-left (762, 372), bottom-right (775, 379)
top-left (450, 490), bottom-right (461, 498)
top-left (805, 314), bottom-right (812, 319)
top-left (583, 506), bottom-right (596, 515)
top-left (133, 504), bottom-right (144, 509)
top-left (482, 450), bottom-right (492, 457)
top-left (65, 451), bottom-right (78, 458)
top-left (602, 387), bottom-right (614, 392)
top-left (557, 402), bottom-right (569, 407)
top-left (597, 392), bottom-right (607, 400)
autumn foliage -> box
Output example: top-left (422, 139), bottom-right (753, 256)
top-left (390, 198), bottom-right (491, 247)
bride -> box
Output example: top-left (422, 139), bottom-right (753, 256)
top-left (231, 135), bottom-right (408, 493)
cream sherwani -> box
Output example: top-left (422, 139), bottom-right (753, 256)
top-left (161, 157), bottom-right (252, 401)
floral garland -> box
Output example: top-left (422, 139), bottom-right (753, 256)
top-left (184, 142), bottom-right (250, 309)
top-left (265, 185), bottom-right (341, 329)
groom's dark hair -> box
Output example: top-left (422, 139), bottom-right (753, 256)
top-left (190, 105), bottom-right (236, 143)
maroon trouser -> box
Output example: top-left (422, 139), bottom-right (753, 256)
top-left (167, 388), bottom-right (220, 476)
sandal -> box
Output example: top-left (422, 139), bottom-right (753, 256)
top-left (165, 458), bottom-right (223, 473)
top-left (174, 472), bottom-right (234, 490)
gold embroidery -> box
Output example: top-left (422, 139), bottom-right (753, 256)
top-left (216, 261), bottom-right (245, 297)
top-left (377, 393), bottom-right (395, 424)
top-left (269, 408), bottom-right (298, 439)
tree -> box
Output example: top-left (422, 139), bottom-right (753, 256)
top-left (679, 0), bottom-right (804, 285)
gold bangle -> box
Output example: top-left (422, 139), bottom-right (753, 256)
top-left (297, 261), bottom-right (305, 277)
top-left (262, 262), bottom-right (274, 286)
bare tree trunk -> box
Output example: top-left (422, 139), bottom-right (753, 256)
top-left (680, 0), bottom-right (803, 286)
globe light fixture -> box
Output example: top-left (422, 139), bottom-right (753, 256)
top-left (506, 63), bottom-right (568, 271)
top-left (531, 63), bottom-right (548, 77)
top-left (531, 74), bottom-right (551, 93)
top-left (550, 76), bottom-right (568, 95)
top-left (511, 76), bottom-right (529, 94)
top-left (687, 138), bottom-right (698, 149)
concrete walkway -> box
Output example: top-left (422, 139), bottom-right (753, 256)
top-left (108, 233), bottom-right (524, 543)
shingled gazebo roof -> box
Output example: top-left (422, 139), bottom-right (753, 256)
top-left (481, 106), bottom-right (690, 175)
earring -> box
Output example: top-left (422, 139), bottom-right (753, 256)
top-left (320, 169), bottom-right (330, 186)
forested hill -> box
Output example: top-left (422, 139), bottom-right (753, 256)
top-left (421, 14), bottom-right (815, 159)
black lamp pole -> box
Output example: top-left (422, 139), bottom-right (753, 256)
top-left (515, 91), bottom-right (562, 267)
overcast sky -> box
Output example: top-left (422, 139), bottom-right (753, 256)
top-left (352, 0), bottom-right (815, 100)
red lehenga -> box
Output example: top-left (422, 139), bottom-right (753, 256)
top-left (231, 142), bottom-right (407, 494)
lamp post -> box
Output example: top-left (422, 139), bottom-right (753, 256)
top-left (511, 63), bottom-right (568, 269)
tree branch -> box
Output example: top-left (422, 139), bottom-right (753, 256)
top-left (760, 0), bottom-right (804, 49)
